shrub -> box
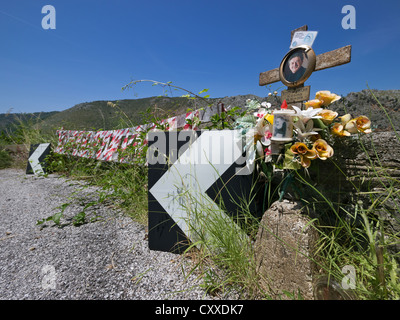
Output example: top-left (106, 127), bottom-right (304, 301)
top-left (0, 149), bottom-right (12, 169)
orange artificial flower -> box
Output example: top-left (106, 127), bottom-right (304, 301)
top-left (290, 142), bottom-right (317, 168)
top-left (331, 123), bottom-right (351, 137)
top-left (318, 109), bottom-right (338, 125)
top-left (315, 91), bottom-right (341, 107)
top-left (312, 139), bottom-right (334, 160)
top-left (345, 115), bottom-right (372, 134)
top-left (304, 99), bottom-right (324, 109)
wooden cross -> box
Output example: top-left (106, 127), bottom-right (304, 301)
top-left (259, 25), bottom-right (351, 104)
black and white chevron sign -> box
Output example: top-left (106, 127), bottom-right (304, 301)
top-left (147, 130), bottom-right (260, 253)
top-left (26, 143), bottom-right (51, 175)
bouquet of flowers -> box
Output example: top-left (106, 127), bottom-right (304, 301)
top-left (235, 90), bottom-right (372, 173)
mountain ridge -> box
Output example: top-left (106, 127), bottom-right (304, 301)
top-left (1, 89), bottom-right (399, 134)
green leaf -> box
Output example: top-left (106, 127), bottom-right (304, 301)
top-left (36, 216), bottom-right (54, 225)
top-left (72, 211), bottom-right (86, 226)
top-left (212, 114), bottom-right (221, 121)
top-left (83, 201), bottom-right (97, 210)
top-left (198, 88), bottom-right (209, 94)
top-left (235, 115), bottom-right (256, 129)
top-left (52, 211), bottom-right (64, 225)
top-left (313, 118), bottom-right (328, 130)
top-left (283, 144), bottom-right (301, 170)
top-left (245, 100), bottom-right (261, 110)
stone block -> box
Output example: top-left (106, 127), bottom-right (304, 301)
top-left (254, 200), bottom-right (318, 300)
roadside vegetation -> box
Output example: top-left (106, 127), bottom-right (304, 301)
top-left (0, 84), bottom-right (399, 300)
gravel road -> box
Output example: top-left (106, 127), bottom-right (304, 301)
top-left (0, 168), bottom-right (218, 300)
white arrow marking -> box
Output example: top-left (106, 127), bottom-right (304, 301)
top-left (149, 130), bottom-right (249, 244)
top-left (28, 143), bottom-right (50, 175)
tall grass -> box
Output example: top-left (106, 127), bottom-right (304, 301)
top-left (48, 156), bottom-right (149, 224)
top-left (288, 88), bottom-right (400, 300)
top-left (3, 113), bottom-right (57, 146)
top-left (171, 166), bottom-right (263, 298)
top-left (296, 169), bottom-right (400, 299)
top-left (0, 113), bottom-right (59, 169)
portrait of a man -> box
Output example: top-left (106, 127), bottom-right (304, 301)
top-left (284, 51), bottom-right (306, 82)
top-left (279, 45), bottom-right (316, 88)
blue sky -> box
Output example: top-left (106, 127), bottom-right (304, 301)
top-left (1, 0), bottom-right (400, 113)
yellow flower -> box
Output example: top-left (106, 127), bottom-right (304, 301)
top-left (318, 109), bottom-right (338, 125)
top-left (107, 101), bottom-right (117, 108)
top-left (331, 123), bottom-right (351, 137)
top-left (290, 142), bottom-right (317, 168)
top-left (304, 99), bottom-right (324, 109)
top-left (312, 139), bottom-right (334, 160)
top-left (345, 115), bottom-right (372, 134)
top-left (265, 114), bottom-right (274, 125)
top-left (344, 120), bottom-right (358, 134)
top-left (330, 113), bottom-right (352, 136)
top-left (315, 91), bottom-right (341, 106)
top-left (340, 114), bottom-right (352, 125)
top-left (355, 116), bottom-right (372, 133)
top-left (309, 133), bottom-right (322, 142)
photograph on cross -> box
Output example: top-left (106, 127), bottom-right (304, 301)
top-left (279, 45), bottom-right (316, 87)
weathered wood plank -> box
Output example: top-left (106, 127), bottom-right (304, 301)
top-left (315, 45), bottom-right (352, 71)
top-left (259, 68), bottom-right (280, 86)
top-left (281, 85), bottom-right (310, 104)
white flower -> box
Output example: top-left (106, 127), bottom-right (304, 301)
top-left (256, 140), bottom-right (264, 157)
top-left (293, 119), bottom-right (321, 141)
top-left (292, 105), bottom-right (323, 123)
top-left (254, 117), bottom-right (272, 146)
top-left (253, 108), bottom-right (268, 119)
top-left (261, 102), bottom-right (272, 109)
top-left (254, 117), bottom-right (267, 135)
top-left (260, 130), bottom-right (272, 147)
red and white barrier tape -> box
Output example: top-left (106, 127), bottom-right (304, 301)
top-left (54, 104), bottom-right (223, 162)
